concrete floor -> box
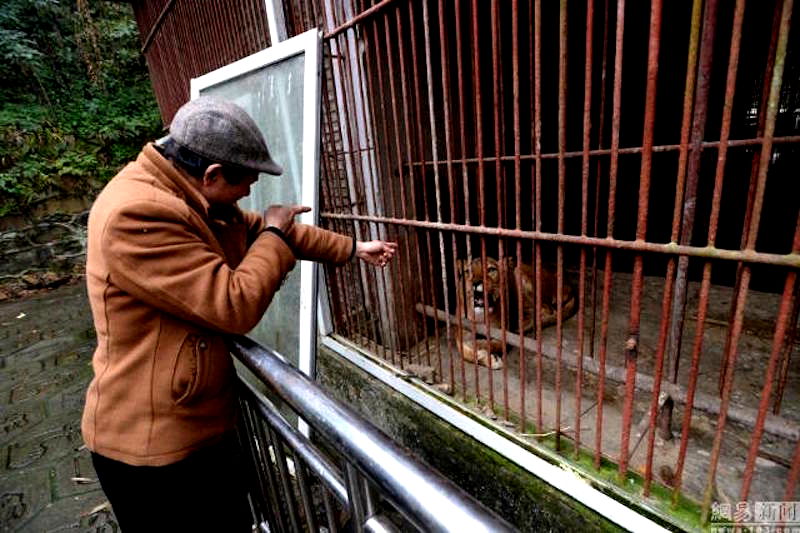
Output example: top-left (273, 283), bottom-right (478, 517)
top-left (404, 272), bottom-right (799, 513)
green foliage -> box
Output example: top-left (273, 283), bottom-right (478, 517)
top-left (0, 0), bottom-right (163, 216)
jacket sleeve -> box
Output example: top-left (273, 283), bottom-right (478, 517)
top-left (285, 223), bottom-right (354, 265)
top-left (242, 210), bottom-right (354, 265)
top-left (101, 200), bottom-right (297, 334)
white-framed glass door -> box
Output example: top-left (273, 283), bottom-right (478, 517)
top-left (191, 29), bottom-right (322, 377)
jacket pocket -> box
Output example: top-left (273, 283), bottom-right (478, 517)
top-left (171, 334), bottom-right (207, 405)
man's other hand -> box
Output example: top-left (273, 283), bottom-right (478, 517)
top-left (356, 240), bottom-right (399, 267)
top-left (264, 205), bottom-right (312, 233)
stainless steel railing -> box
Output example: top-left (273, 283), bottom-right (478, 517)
top-left (229, 335), bottom-right (516, 533)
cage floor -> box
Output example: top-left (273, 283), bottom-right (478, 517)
top-left (402, 272), bottom-right (798, 509)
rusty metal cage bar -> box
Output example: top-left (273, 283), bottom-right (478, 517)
top-left (277, 0), bottom-right (800, 529)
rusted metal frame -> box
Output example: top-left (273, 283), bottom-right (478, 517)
top-left (576, 0), bottom-right (595, 459)
top-left (666, 0), bottom-right (718, 401)
top-left (320, 213), bottom-right (800, 268)
top-left (403, 135), bottom-right (800, 165)
top-left (720, 0), bottom-right (784, 394)
top-left (595, 0), bottom-right (626, 470)
top-left (490, 0), bottom-right (511, 420)
top-left (739, 218), bottom-right (800, 503)
top-left (589, 0), bottom-right (611, 362)
top-left (701, 0), bottom-right (794, 522)
top-left (320, 87), bottom-right (359, 342)
top-left (421, 0), bottom-right (452, 386)
top-left (668, 0), bottom-right (746, 501)
top-left (170, 2), bottom-right (192, 93)
top-left (656, 0), bottom-right (705, 446)
top-left (533, 0), bottom-right (544, 433)
top-left (553, 0), bottom-right (569, 451)
top-left (773, 284), bottom-right (800, 414)
top-left (332, 18), bottom-right (387, 363)
top-left (347, 1), bottom-right (401, 367)
top-left (512, 0), bottom-right (527, 432)
top-left (141, 0), bottom-right (176, 54)
top-left (618, 0), bottom-right (662, 481)
top-left (436, 0), bottom-right (461, 393)
top-left (393, 5), bottom-right (434, 369)
top-left (331, 0), bottom-right (387, 362)
top-left (197, 0), bottom-right (218, 74)
top-left (454, 0), bottom-right (474, 402)
top-left (409, 0), bottom-right (445, 374)
top-left (471, 0), bottom-right (491, 404)
top-left (363, 6), bottom-right (417, 369)
top-left (321, 54), bottom-right (367, 346)
top-left (324, 0), bottom-right (402, 39)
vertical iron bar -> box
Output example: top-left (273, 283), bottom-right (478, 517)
top-left (554, 0), bottom-right (569, 451)
top-left (409, 1), bottom-right (444, 372)
top-left (533, 0), bottom-right (544, 432)
top-left (619, 0), bottom-right (661, 480)
top-left (438, 0), bottom-right (461, 393)
top-left (589, 0), bottom-right (611, 361)
top-left (455, 0), bottom-right (474, 402)
top-left (512, 0), bottom-right (526, 432)
top-left (357, 0), bottom-right (408, 365)
top-left (471, 0), bottom-right (490, 405)
top-left (665, 0), bottom-right (718, 401)
top-left (322, 488), bottom-right (340, 533)
top-left (773, 285), bottom-right (800, 414)
top-left (577, 0), bottom-right (595, 458)
top-left (490, 0), bottom-right (510, 420)
top-left (421, 0), bottom-right (452, 384)
top-left (345, 463), bottom-right (366, 533)
top-left (349, 2), bottom-right (400, 366)
top-left (595, 0), bottom-right (626, 469)
top-left (393, 6), bottom-right (432, 368)
top-left (294, 456), bottom-right (320, 532)
top-left (269, 427), bottom-right (303, 533)
top-left (739, 221), bottom-right (799, 501)
top-left (668, 0), bottom-right (745, 501)
top-left (722, 0), bottom-right (784, 393)
top-left (701, 0), bottom-right (794, 521)
top-left (365, 7), bottom-right (413, 366)
top-left (337, 14), bottom-right (389, 364)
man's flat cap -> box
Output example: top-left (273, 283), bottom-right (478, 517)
top-left (169, 96), bottom-right (283, 175)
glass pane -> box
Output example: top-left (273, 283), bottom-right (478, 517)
top-left (201, 53), bottom-right (305, 365)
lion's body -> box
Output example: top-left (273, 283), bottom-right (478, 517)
top-left (455, 257), bottom-right (577, 369)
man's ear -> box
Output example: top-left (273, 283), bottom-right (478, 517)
top-left (203, 163), bottom-right (224, 184)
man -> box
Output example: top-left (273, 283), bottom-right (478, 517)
top-left (81, 96), bottom-right (396, 531)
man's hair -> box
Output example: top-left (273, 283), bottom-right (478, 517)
top-left (160, 137), bottom-right (253, 185)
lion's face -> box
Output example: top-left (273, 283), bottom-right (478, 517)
top-left (456, 257), bottom-right (505, 322)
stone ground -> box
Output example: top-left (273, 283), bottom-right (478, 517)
top-left (0, 281), bottom-right (119, 532)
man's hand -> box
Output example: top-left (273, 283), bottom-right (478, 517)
top-left (264, 205), bottom-right (312, 233)
top-left (356, 240), bottom-right (398, 267)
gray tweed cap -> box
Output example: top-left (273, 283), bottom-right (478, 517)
top-left (169, 96), bottom-right (283, 175)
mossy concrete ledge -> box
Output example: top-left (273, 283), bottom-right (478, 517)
top-left (316, 344), bottom-right (624, 532)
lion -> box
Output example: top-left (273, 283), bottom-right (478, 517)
top-left (454, 257), bottom-right (577, 369)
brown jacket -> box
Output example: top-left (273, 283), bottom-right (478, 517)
top-left (82, 143), bottom-right (353, 466)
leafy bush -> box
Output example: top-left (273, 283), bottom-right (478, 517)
top-left (0, 0), bottom-right (162, 216)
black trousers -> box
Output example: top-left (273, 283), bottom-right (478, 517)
top-left (91, 434), bottom-right (252, 533)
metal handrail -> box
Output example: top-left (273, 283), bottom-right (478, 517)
top-left (229, 335), bottom-right (516, 533)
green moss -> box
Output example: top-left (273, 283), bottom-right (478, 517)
top-left (318, 346), bottom-right (710, 531)
top-left (318, 347), bottom-right (625, 532)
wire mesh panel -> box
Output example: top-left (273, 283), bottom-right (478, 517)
top-left (277, 0), bottom-right (800, 529)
